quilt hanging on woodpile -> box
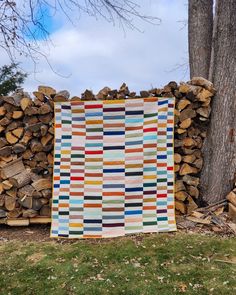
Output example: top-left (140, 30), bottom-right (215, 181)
top-left (51, 97), bottom-right (176, 238)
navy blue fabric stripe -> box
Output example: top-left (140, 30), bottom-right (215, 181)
top-left (103, 169), bottom-right (125, 173)
top-left (60, 172), bottom-right (71, 176)
top-left (62, 135), bottom-right (72, 139)
top-left (103, 146), bottom-right (125, 150)
top-left (157, 155), bottom-right (167, 159)
top-left (126, 111), bottom-right (143, 115)
top-left (84, 219), bottom-right (102, 224)
top-left (104, 131), bottom-right (125, 136)
top-left (125, 172), bottom-right (143, 176)
top-left (59, 212), bottom-right (69, 215)
top-left (158, 100), bottom-right (168, 105)
top-left (59, 196), bottom-right (69, 200)
top-left (125, 203), bottom-right (142, 207)
top-left (126, 187), bottom-right (143, 192)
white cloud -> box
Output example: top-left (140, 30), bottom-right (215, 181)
top-left (0, 0), bottom-right (189, 96)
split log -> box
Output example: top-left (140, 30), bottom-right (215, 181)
top-left (38, 103), bottom-right (52, 115)
top-left (7, 219), bottom-right (29, 226)
top-left (13, 143), bottom-right (26, 154)
top-left (19, 196), bottom-right (32, 209)
top-left (5, 132), bottom-right (18, 144)
top-left (179, 163), bottom-right (198, 176)
top-left (22, 209), bottom-right (38, 218)
top-left (0, 195), bottom-right (4, 206)
top-left (177, 99), bottom-right (191, 110)
top-left (1, 158), bottom-right (25, 179)
top-left (175, 200), bottom-right (187, 214)
top-left (2, 180), bottom-right (13, 190)
top-left (4, 195), bottom-right (16, 211)
top-left (12, 110), bottom-right (24, 119)
top-left (183, 175), bottom-right (200, 187)
top-left (187, 185), bottom-right (199, 199)
top-left (7, 208), bottom-right (22, 218)
top-left (175, 191), bottom-right (189, 201)
top-left (40, 205), bottom-right (51, 216)
top-left (41, 133), bottom-right (53, 146)
top-left (0, 183), bottom-right (4, 194)
top-left (32, 178), bottom-right (52, 191)
top-left (174, 153), bottom-right (182, 164)
top-left (0, 106), bottom-right (6, 116)
top-left (33, 91), bottom-right (45, 102)
top-left (0, 209), bottom-right (7, 218)
top-left (20, 97), bottom-right (32, 111)
top-left (24, 106), bottom-right (38, 116)
top-left (9, 170), bottom-right (31, 188)
top-left (226, 191), bottom-right (236, 207)
top-left (38, 86), bottom-right (56, 97)
top-left (18, 185), bottom-right (35, 198)
top-left (30, 139), bottom-right (43, 153)
top-left (6, 187), bottom-right (17, 198)
top-left (32, 199), bottom-right (43, 210)
top-left (179, 118), bottom-right (192, 129)
top-left (0, 146), bottom-right (12, 157)
top-left (228, 203), bottom-right (236, 223)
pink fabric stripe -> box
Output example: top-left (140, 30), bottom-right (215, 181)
top-left (125, 156), bottom-right (143, 161)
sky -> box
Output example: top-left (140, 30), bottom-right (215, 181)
top-left (0, 0), bottom-right (188, 97)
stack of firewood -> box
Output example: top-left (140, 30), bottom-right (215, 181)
top-left (172, 77), bottom-right (215, 214)
top-left (0, 87), bottom-right (57, 225)
top-left (0, 77), bottom-right (215, 225)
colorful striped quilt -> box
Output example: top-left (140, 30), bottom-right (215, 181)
top-left (51, 97), bottom-right (176, 238)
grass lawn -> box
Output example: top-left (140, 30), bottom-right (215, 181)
top-left (0, 232), bottom-right (235, 295)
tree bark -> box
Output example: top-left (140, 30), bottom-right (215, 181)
top-left (200, 0), bottom-right (236, 203)
top-left (188, 0), bottom-right (213, 78)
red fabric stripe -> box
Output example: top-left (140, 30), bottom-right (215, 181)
top-left (157, 194), bottom-right (167, 198)
top-left (85, 104), bottom-right (102, 109)
top-left (144, 127), bottom-right (157, 132)
top-left (70, 176), bottom-right (84, 181)
top-left (85, 150), bottom-right (103, 155)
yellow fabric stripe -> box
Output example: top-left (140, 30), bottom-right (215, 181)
top-left (69, 223), bottom-right (83, 228)
top-left (61, 150), bottom-right (71, 154)
top-left (144, 175), bottom-right (156, 179)
top-left (103, 99), bottom-right (125, 104)
top-left (84, 180), bottom-right (103, 185)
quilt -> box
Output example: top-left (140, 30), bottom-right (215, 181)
top-left (51, 97), bottom-right (176, 238)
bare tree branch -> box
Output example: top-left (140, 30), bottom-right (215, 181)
top-left (0, 0), bottom-right (161, 66)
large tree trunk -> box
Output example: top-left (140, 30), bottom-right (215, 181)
top-left (200, 0), bottom-right (236, 203)
top-left (188, 0), bottom-right (213, 78)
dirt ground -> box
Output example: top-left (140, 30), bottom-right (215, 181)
top-left (0, 224), bottom-right (52, 242)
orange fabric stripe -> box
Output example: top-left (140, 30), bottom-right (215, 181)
top-left (84, 204), bottom-right (102, 208)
